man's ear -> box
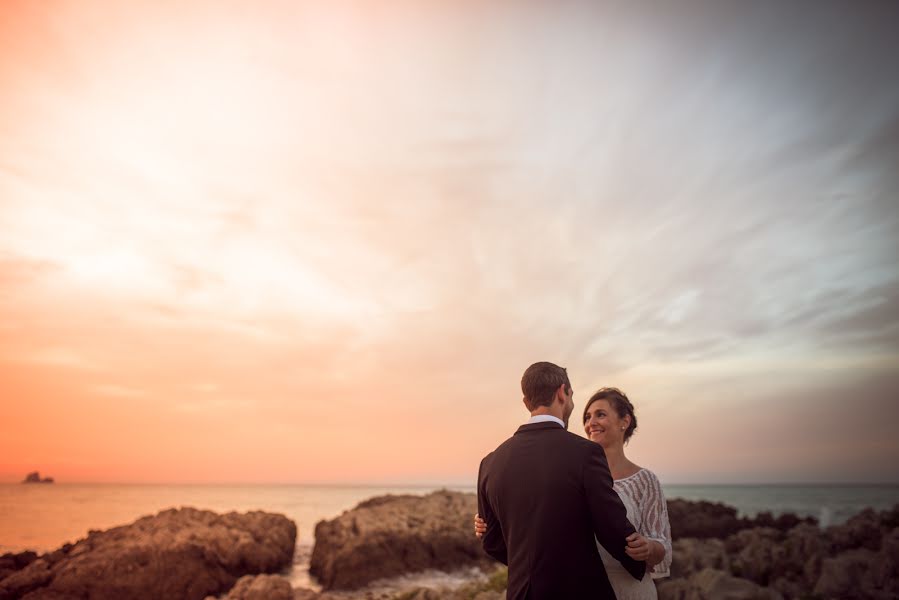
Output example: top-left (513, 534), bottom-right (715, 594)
top-left (555, 384), bottom-right (566, 405)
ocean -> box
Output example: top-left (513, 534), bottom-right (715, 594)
top-left (2, 483), bottom-right (897, 589)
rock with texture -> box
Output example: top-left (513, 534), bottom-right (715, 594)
top-left (310, 491), bottom-right (489, 590)
top-left (669, 538), bottom-right (729, 579)
top-left (667, 500), bottom-right (815, 541)
top-left (657, 568), bottom-right (784, 600)
top-left (0, 553), bottom-right (38, 584)
top-left (0, 507), bottom-right (296, 600)
top-left (209, 574), bottom-right (293, 600)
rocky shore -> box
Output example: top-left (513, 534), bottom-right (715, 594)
top-left (0, 507), bottom-right (295, 600)
top-left (310, 490), bottom-right (492, 590)
top-left (303, 493), bottom-right (897, 600)
top-left (1, 492), bottom-right (895, 600)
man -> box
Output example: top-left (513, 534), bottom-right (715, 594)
top-left (477, 361), bottom-right (645, 599)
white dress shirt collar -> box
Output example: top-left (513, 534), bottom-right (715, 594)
top-left (527, 414), bottom-right (565, 428)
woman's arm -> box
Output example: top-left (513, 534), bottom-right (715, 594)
top-left (639, 470), bottom-right (672, 578)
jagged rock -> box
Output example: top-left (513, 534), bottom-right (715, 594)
top-left (657, 568), bottom-right (783, 600)
top-left (828, 507), bottom-right (891, 553)
top-left (310, 490), bottom-right (489, 590)
top-left (210, 574), bottom-right (293, 600)
top-left (20, 473), bottom-right (53, 484)
top-left (814, 547), bottom-right (878, 598)
top-left (0, 552), bottom-right (38, 583)
top-left (667, 500), bottom-right (747, 539)
top-left (0, 507), bottom-right (296, 600)
top-left (669, 538), bottom-right (729, 579)
top-left (667, 500), bottom-right (815, 541)
top-left (813, 534), bottom-right (899, 600)
top-left (749, 511), bottom-right (815, 532)
top-left (725, 527), bottom-right (784, 585)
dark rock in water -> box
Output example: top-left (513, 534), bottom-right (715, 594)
top-left (666, 499), bottom-right (817, 540)
top-left (0, 552), bottom-right (38, 583)
top-left (668, 499), bottom-right (747, 539)
top-left (21, 473), bottom-right (53, 484)
top-left (310, 490), bottom-right (490, 590)
top-left (0, 507), bottom-right (296, 600)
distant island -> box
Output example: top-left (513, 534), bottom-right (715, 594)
top-left (22, 471), bottom-right (54, 484)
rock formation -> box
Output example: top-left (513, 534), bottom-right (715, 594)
top-left (0, 554), bottom-right (37, 584)
top-left (658, 567), bottom-right (784, 600)
top-left (666, 499), bottom-right (816, 540)
top-left (310, 490), bottom-right (491, 590)
top-left (20, 473), bottom-right (53, 484)
top-left (207, 574), bottom-right (294, 600)
top-left (0, 507), bottom-right (296, 600)
top-left (660, 504), bottom-right (899, 600)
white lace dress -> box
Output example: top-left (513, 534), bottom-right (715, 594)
top-left (597, 468), bottom-right (672, 600)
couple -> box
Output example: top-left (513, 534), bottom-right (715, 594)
top-left (475, 361), bottom-right (672, 600)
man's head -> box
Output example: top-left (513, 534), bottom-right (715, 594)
top-left (521, 361), bottom-right (574, 427)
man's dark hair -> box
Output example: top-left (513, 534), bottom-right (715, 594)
top-left (521, 361), bottom-right (570, 411)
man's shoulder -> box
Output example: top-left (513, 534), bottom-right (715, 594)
top-left (561, 431), bottom-right (603, 457)
top-left (482, 428), bottom-right (596, 459)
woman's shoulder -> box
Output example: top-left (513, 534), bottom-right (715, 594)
top-left (636, 467), bottom-right (661, 483)
top-left (615, 467), bottom-right (664, 491)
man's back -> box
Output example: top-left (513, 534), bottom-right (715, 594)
top-left (478, 422), bottom-right (644, 599)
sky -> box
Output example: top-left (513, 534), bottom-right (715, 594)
top-left (1, 0), bottom-right (897, 485)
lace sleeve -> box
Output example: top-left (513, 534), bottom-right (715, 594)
top-left (640, 470), bottom-right (672, 579)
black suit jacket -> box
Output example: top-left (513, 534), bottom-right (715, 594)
top-left (477, 422), bottom-right (645, 600)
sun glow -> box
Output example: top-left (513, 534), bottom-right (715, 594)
top-left (1, 1), bottom-right (897, 485)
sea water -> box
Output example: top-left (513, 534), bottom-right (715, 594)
top-left (2, 483), bottom-right (897, 588)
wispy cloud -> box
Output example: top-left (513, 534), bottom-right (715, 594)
top-left (0, 0), bottom-right (897, 483)
top-left (92, 384), bottom-right (148, 399)
top-left (10, 347), bottom-right (102, 371)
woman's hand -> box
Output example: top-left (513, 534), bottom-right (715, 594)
top-left (473, 513), bottom-right (487, 539)
top-left (626, 532), bottom-right (664, 567)
top-left (625, 532), bottom-right (652, 561)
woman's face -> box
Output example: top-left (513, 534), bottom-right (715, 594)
top-left (583, 399), bottom-right (627, 448)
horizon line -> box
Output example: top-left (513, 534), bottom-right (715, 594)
top-left (3, 479), bottom-right (899, 487)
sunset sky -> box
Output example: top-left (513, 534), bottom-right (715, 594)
top-left (1, 1), bottom-right (897, 485)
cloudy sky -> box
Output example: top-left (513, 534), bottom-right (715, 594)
top-left (1, 0), bottom-right (897, 484)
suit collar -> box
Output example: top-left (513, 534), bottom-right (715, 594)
top-left (515, 421), bottom-right (566, 435)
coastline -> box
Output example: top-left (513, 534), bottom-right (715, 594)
top-left (3, 481), bottom-right (897, 555)
top-left (1, 487), bottom-right (897, 599)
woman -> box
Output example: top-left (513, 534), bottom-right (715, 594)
top-left (475, 387), bottom-right (672, 599)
